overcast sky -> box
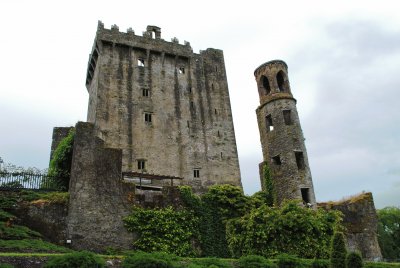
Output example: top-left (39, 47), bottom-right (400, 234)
top-left (1, 0), bottom-right (399, 208)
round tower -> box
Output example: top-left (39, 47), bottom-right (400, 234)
top-left (254, 60), bottom-right (316, 206)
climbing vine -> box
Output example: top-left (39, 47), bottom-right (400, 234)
top-left (46, 129), bottom-right (75, 191)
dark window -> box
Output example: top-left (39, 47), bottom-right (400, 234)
top-left (194, 169), bottom-right (200, 178)
top-left (277, 71), bottom-right (286, 92)
top-left (188, 87), bottom-right (192, 93)
top-left (142, 88), bottom-right (150, 97)
top-left (214, 108), bottom-right (218, 115)
top-left (301, 188), bottom-right (310, 204)
top-left (190, 101), bottom-right (194, 110)
top-left (295, 151), bottom-right (305, 170)
top-left (266, 114), bottom-right (274, 132)
top-left (137, 160), bottom-right (145, 170)
top-left (179, 67), bottom-right (185, 74)
top-left (211, 83), bottom-right (214, 90)
top-left (220, 152), bottom-right (223, 159)
top-left (283, 110), bottom-right (292, 125)
top-left (272, 155), bottom-right (282, 165)
top-left (145, 113), bottom-right (152, 123)
top-left (217, 130), bottom-right (220, 137)
top-left (138, 58), bottom-right (145, 67)
top-left (262, 76), bottom-right (271, 94)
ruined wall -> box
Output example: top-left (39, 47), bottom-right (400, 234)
top-left (254, 60), bottom-right (316, 206)
top-left (319, 192), bottom-right (382, 261)
top-left (15, 201), bottom-right (68, 245)
top-left (66, 121), bottom-right (136, 252)
top-left (85, 22), bottom-right (241, 190)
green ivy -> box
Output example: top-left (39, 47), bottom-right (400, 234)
top-left (262, 163), bottom-right (274, 207)
top-left (46, 129), bottom-right (75, 191)
top-left (226, 201), bottom-right (342, 259)
top-left (123, 206), bottom-right (199, 257)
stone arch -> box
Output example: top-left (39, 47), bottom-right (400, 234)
top-left (261, 75), bottom-right (271, 95)
top-left (276, 70), bottom-right (289, 92)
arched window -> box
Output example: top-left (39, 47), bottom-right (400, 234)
top-left (277, 71), bottom-right (287, 92)
top-left (261, 76), bottom-right (271, 94)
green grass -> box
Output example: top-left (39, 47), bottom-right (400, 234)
top-left (0, 222), bottom-right (42, 240)
top-left (0, 239), bottom-right (72, 253)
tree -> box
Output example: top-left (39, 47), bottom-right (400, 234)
top-left (330, 232), bottom-right (347, 268)
top-left (377, 207), bottom-right (400, 260)
top-left (346, 251), bottom-right (363, 268)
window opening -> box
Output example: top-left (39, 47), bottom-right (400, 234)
top-left (266, 114), bottom-right (274, 132)
top-left (283, 110), bottom-right (292, 125)
top-left (262, 76), bottom-right (271, 94)
top-left (188, 87), bottom-right (192, 93)
top-left (215, 66), bottom-right (218, 72)
top-left (179, 67), bottom-right (185, 74)
top-left (142, 88), bottom-right (150, 97)
top-left (194, 169), bottom-right (200, 178)
top-left (138, 58), bottom-right (145, 67)
top-left (211, 83), bottom-right (214, 90)
top-left (187, 121), bottom-right (190, 128)
top-left (277, 71), bottom-right (286, 92)
top-left (214, 108), bottom-right (217, 115)
top-left (272, 155), bottom-right (282, 165)
top-left (301, 188), bottom-right (311, 204)
top-left (295, 151), bottom-right (305, 170)
top-left (190, 101), bottom-right (194, 110)
top-left (137, 160), bottom-right (146, 170)
top-left (220, 152), bottom-right (223, 159)
top-left (217, 130), bottom-right (220, 137)
top-left (144, 113), bottom-right (152, 123)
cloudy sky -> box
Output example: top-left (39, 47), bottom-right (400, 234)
top-left (1, 0), bottom-right (399, 208)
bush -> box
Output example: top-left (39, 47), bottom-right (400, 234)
top-left (0, 264), bottom-right (14, 268)
top-left (238, 255), bottom-right (277, 268)
top-left (44, 251), bottom-right (104, 268)
top-left (122, 252), bottom-right (175, 268)
top-left (276, 254), bottom-right (301, 268)
top-left (346, 252), bottom-right (363, 268)
top-left (330, 232), bottom-right (347, 268)
top-left (192, 257), bottom-right (231, 268)
top-left (311, 259), bottom-right (329, 268)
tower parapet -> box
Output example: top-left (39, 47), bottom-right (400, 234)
top-left (255, 60), bottom-right (316, 206)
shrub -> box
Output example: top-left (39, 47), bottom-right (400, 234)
top-left (238, 255), bottom-right (277, 268)
top-left (276, 254), bottom-right (301, 268)
top-left (192, 257), bottom-right (231, 268)
top-left (330, 232), bottom-right (347, 268)
top-left (346, 251), bottom-right (363, 268)
top-left (122, 252), bottom-right (175, 268)
top-left (44, 251), bottom-right (104, 268)
top-left (311, 259), bottom-right (329, 268)
top-left (0, 264), bottom-right (14, 268)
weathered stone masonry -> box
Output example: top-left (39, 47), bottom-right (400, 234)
top-left (84, 22), bottom-right (242, 191)
top-left (254, 60), bottom-right (316, 206)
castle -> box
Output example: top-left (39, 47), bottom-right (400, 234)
top-left (82, 21), bottom-right (241, 191)
top-left (45, 22), bottom-right (381, 259)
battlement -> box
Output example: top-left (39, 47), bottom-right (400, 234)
top-left (96, 21), bottom-right (192, 54)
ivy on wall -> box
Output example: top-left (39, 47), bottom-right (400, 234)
top-left (226, 201), bottom-right (343, 259)
top-left (46, 129), bottom-right (75, 191)
top-left (123, 206), bottom-right (199, 257)
top-left (124, 185), bottom-right (343, 259)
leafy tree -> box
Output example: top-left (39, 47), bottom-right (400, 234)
top-left (44, 251), bottom-right (105, 268)
top-left (377, 206), bottom-right (400, 260)
top-left (330, 232), bottom-right (347, 268)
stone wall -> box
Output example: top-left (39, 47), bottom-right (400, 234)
top-left (319, 192), bottom-right (382, 261)
top-left (14, 201), bottom-right (68, 245)
top-left (66, 121), bottom-right (136, 252)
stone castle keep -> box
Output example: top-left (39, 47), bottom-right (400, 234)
top-left (83, 21), bottom-right (241, 190)
top-left (43, 22), bottom-right (381, 259)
